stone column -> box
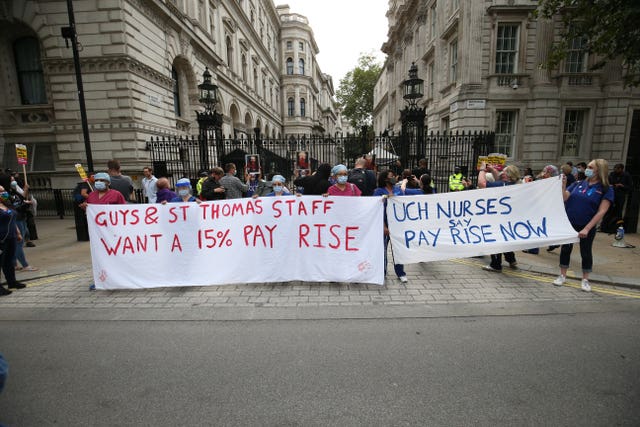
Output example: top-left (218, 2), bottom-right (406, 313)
top-left (533, 18), bottom-right (554, 85)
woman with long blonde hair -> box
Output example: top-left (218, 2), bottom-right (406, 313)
top-left (553, 159), bottom-right (614, 291)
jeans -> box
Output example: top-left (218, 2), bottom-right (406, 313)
top-left (489, 252), bottom-right (516, 270)
top-left (13, 220), bottom-right (29, 268)
top-left (559, 225), bottom-right (596, 273)
top-left (384, 234), bottom-right (406, 278)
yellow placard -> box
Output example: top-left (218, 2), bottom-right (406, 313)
top-left (15, 144), bottom-right (28, 165)
top-left (75, 163), bottom-right (88, 181)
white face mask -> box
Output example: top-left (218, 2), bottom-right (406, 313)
top-left (178, 189), bottom-right (190, 197)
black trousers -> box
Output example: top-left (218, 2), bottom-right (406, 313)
top-left (0, 237), bottom-right (17, 286)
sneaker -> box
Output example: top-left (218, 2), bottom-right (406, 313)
top-left (22, 266), bottom-right (38, 272)
top-left (483, 265), bottom-right (501, 272)
top-left (89, 284), bottom-right (96, 291)
top-left (509, 262), bottom-right (518, 269)
top-left (8, 282), bottom-right (26, 289)
top-left (399, 276), bottom-right (408, 283)
top-left (552, 275), bottom-right (566, 286)
top-left (581, 279), bottom-right (591, 292)
top-left (547, 246), bottom-right (559, 252)
top-left (25, 241), bottom-right (36, 247)
top-left (0, 287), bottom-right (12, 296)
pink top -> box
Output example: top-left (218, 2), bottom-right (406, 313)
top-left (86, 189), bottom-right (127, 205)
top-left (327, 183), bottom-right (362, 197)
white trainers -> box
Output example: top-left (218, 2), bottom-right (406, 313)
top-left (552, 275), bottom-right (566, 286)
top-left (399, 275), bottom-right (408, 283)
top-left (581, 279), bottom-right (591, 292)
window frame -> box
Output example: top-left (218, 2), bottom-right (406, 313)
top-left (13, 36), bottom-right (47, 105)
top-left (286, 57), bottom-right (293, 75)
top-left (494, 110), bottom-right (517, 157)
top-left (287, 97), bottom-right (295, 116)
top-left (495, 23), bottom-right (520, 75)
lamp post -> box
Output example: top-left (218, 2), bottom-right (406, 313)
top-left (196, 67), bottom-right (223, 171)
top-left (400, 62), bottom-right (426, 169)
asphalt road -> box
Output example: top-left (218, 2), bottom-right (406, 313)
top-left (1, 311), bottom-right (639, 426)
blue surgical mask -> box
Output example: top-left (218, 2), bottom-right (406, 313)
top-left (337, 176), bottom-right (348, 185)
top-left (273, 185), bottom-right (283, 193)
top-left (178, 189), bottom-right (190, 197)
top-left (584, 168), bottom-right (594, 178)
top-left (95, 182), bottom-right (107, 191)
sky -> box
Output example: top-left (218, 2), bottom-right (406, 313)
top-left (276, 0), bottom-right (389, 86)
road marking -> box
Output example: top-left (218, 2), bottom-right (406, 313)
top-left (25, 273), bottom-right (84, 287)
top-left (452, 259), bottom-right (640, 299)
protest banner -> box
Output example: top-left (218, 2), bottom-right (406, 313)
top-left (88, 196), bottom-right (384, 289)
top-left (387, 177), bottom-right (579, 264)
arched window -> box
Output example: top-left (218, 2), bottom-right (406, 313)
top-left (298, 58), bottom-right (305, 75)
top-left (13, 37), bottom-right (47, 104)
top-left (286, 58), bottom-right (293, 75)
top-left (171, 67), bottom-right (181, 117)
top-left (287, 97), bottom-right (294, 116)
top-left (253, 67), bottom-right (258, 91)
top-left (300, 98), bottom-right (306, 117)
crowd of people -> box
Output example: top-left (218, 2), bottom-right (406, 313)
top-left (2, 156), bottom-right (630, 294)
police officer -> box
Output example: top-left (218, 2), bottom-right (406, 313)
top-left (449, 166), bottom-right (470, 192)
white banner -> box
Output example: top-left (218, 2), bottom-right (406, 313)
top-left (88, 197), bottom-right (384, 289)
top-left (387, 177), bottom-right (579, 264)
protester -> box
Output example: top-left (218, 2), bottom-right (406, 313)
top-left (561, 164), bottom-right (576, 186)
top-left (107, 159), bottom-right (134, 202)
top-left (9, 181), bottom-right (37, 272)
top-left (327, 164), bottom-right (362, 196)
top-left (478, 163), bottom-right (521, 272)
top-left (10, 179), bottom-right (38, 246)
top-left (155, 177), bottom-right (177, 204)
top-left (219, 163), bottom-right (248, 199)
top-left (169, 178), bottom-right (199, 203)
top-left (0, 185), bottom-right (27, 295)
top-left (347, 157), bottom-right (376, 196)
top-left (200, 167), bottom-right (226, 201)
top-left (575, 161), bottom-right (587, 181)
top-left (82, 172), bottom-right (127, 206)
top-left (82, 172), bottom-right (126, 290)
top-left (141, 166), bottom-right (158, 203)
top-left (402, 173), bottom-right (436, 195)
top-left (412, 158), bottom-right (431, 178)
top-left (390, 159), bottom-right (403, 177)
top-left (373, 170), bottom-right (408, 283)
top-left (264, 175), bottom-right (292, 197)
top-left (553, 159), bottom-right (614, 292)
top-left (293, 163), bottom-right (331, 195)
top-left (601, 163), bottom-right (633, 233)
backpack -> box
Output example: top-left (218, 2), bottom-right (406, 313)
top-left (348, 168), bottom-right (374, 196)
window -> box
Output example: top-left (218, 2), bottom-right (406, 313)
top-left (287, 97), bottom-right (295, 116)
top-left (3, 142), bottom-right (54, 172)
top-left (441, 116), bottom-right (450, 132)
top-left (286, 40), bottom-right (292, 50)
top-left (495, 110), bottom-right (517, 156)
top-left (13, 37), bottom-right (47, 105)
top-left (286, 57), bottom-right (293, 75)
top-left (226, 36), bottom-right (233, 68)
top-left (299, 41), bottom-right (304, 51)
top-left (495, 24), bottom-right (519, 74)
top-left (253, 67), bottom-right (258, 91)
top-left (562, 109), bottom-right (585, 156)
top-left (428, 62), bottom-right (434, 99)
top-left (298, 58), bottom-right (305, 75)
top-left (241, 54), bottom-right (247, 81)
top-left (171, 67), bottom-right (181, 117)
top-left (449, 39), bottom-right (458, 83)
top-left (430, 3), bottom-right (437, 39)
top-left (300, 98), bottom-right (306, 117)
top-left (565, 37), bottom-right (588, 73)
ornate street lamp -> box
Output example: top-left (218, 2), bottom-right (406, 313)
top-left (403, 62), bottom-right (424, 108)
top-left (400, 62), bottom-right (426, 171)
top-left (196, 67), bottom-right (223, 170)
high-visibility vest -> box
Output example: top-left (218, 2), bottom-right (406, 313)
top-left (449, 173), bottom-right (465, 191)
top-left (196, 177), bottom-right (207, 195)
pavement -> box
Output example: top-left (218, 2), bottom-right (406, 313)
top-left (1, 217), bottom-right (638, 316)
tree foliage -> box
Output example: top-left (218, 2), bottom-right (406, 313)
top-left (336, 53), bottom-right (382, 129)
top-left (537, 0), bottom-right (640, 86)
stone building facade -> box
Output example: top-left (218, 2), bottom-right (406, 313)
top-left (0, 0), bottom-right (341, 187)
top-left (374, 0), bottom-right (640, 176)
